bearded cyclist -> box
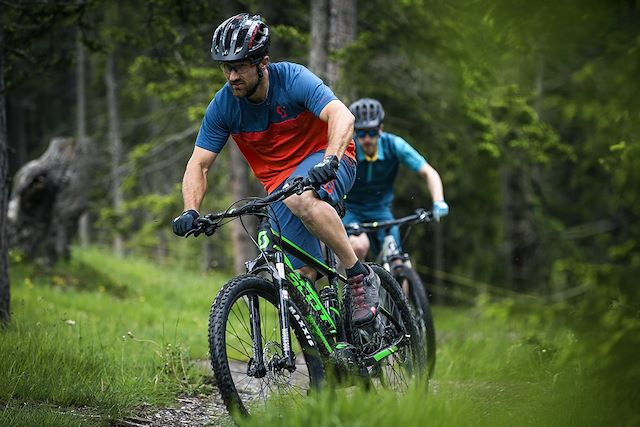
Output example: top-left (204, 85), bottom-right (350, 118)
top-left (172, 14), bottom-right (379, 326)
top-left (343, 98), bottom-right (449, 260)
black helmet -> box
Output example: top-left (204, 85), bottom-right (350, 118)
top-left (349, 98), bottom-right (385, 129)
top-left (211, 13), bottom-right (270, 62)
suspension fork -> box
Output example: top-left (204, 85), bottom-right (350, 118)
top-left (248, 215), bottom-right (295, 374)
top-left (247, 253), bottom-right (296, 374)
top-left (274, 251), bottom-right (296, 370)
top-left (247, 294), bottom-right (267, 377)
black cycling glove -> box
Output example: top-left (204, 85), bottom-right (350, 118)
top-left (172, 209), bottom-right (199, 236)
top-left (308, 155), bottom-right (339, 187)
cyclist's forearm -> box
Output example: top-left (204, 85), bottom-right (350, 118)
top-left (182, 160), bottom-right (210, 212)
top-left (420, 164), bottom-right (445, 202)
top-left (321, 100), bottom-right (355, 159)
top-left (181, 147), bottom-right (218, 212)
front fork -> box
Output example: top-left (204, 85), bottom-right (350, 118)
top-left (274, 251), bottom-right (296, 370)
top-left (247, 251), bottom-right (296, 376)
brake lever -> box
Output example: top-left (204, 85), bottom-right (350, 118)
top-left (416, 209), bottom-right (432, 223)
top-left (184, 228), bottom-right (202, 238)
top-left (184, 216), bottom-right (217, 238)
top-left (204, 224), bottom-right (218, 236)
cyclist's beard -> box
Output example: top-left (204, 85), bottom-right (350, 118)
top-left (229, 66), bottom-right (263, 99)
top-left (244, 78), bottom-right (260, 99)
top-left (244, 65), bottom-right (262, 99)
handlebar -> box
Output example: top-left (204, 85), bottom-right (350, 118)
top-left (344, 209), bottom-right (433, 236)
top-left (186, 176), bottom-right (314, 237)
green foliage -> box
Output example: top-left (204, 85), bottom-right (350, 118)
top-left (0, 404), bottom-right (102, 427)
top-left (4, 248), bottom-right (637, 424)
top-left (240, 301), bottom-right (633, 426)
top-left (2, 247), bottom-right (225, 419)
top-left (5, 2), bottom-right (640, 420)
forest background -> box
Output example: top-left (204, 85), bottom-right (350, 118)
top-left (0, 0), bottom-right (638, 424)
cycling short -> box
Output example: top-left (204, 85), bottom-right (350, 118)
top-left (342, 208), bottom-right (402, 260)
top-left (269, 151), bottom-right (356, 269)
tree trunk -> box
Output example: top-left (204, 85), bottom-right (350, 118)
top-left (327, 0), bottom-right (356, 98)
top-left (309, 0), bottom-right (329, 80)
top-left (7, 137), bottom-right (85, 265)
top-left (503, 161), bottom-right (537, 292)
top-left (105, 52), bottom-right (124, 257)
top-left (222, 0), bottom-right (259, 275)
top-left (228, 141), bottom-right (257, 274)
top-left (0, 3), bottom-right (11, 327)
top-left (501, 165), bottom-right (513, 289)
top-left (76, 29), bottom-right (91, 246)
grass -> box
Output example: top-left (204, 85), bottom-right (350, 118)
top-left (0, 402), bottom-right (102, 427)
top-left (1, 246), bottom-right (226, 423)
top-left (240, 305), bottom-right (626, 427)
top-left (1, 247), bottom-right (633, 426)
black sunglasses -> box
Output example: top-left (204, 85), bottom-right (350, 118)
top-left (219, 56), bottom-right (263, 74)
top-left (356, 129), bottom-right (379, 138)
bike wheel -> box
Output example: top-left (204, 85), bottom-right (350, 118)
top-left (355, 263), bottom-right (426, 391)
top-left (208, 274), bottom-right (324, 418)
top-left (393, 265), bottom-right (436, 378)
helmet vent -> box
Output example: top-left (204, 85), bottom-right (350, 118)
top-left (223, 29), bottom-right (233, 54)
top-left (236, 28), bottom-right (248, 53)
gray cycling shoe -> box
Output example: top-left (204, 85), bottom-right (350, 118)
top-left (348, 265), bottom-right (380, 326)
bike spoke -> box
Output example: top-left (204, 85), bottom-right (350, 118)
top-left (213, 279), bottom-right (320, 417)
top-left (226, 319), bottom-right (253, 357)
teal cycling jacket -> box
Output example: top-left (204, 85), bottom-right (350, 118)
top-left (345, 131), bottom-right (427, 216)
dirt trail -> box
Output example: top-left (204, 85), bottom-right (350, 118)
top-left (115, 395), bottom-right (232, 427)
top-left (113, 360), bottom-right (234, 427)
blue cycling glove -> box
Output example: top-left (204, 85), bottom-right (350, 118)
top-left (172, 209), bottom-right (199, 236)
top-left (432, 200), bottom-right (449, 222)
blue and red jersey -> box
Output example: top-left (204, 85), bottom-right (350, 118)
top-left (195, 62), bottom-right (356, 193)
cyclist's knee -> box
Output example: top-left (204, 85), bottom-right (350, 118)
top-left (350, 234), bottom-right (369, 261)
top-left (284, 191), bottom-right (320, 221)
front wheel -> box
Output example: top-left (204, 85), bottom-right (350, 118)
top-left (393, 265), bottom-right (436, 378)
top-left (208, 274), bottom-right (324, 419)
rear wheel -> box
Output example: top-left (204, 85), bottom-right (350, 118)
top-left (208, 274), bottom-right (324, 418)
top-left (393, 265), bottom-right (436, 378)
top-left (353, 263), bottom-right (426, 391)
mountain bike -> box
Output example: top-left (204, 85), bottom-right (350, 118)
top-left (344, 209), bottom-right (437, 378)
top-left (186, 176), bottom-right (425, 420)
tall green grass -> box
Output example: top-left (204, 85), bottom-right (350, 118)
top-left (2, 248), bottom-right (631, 426)
top-left (239, 302), bottom-right (625, 427)
top-left (0, 403), bottom-right (102, 427)
top-left (1, 247), bottom-right (226, 420)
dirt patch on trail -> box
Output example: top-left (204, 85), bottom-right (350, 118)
top-left (115, 395), bottom-right (233, 427)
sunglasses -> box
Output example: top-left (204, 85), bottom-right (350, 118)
top-left (356, 129), bottom-right (379, 138)
top-left (219, 61), bottom-right (253, 74)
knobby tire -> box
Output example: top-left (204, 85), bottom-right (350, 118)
top-left (208, 274), bottom-right (324, 419)
top-left (365, 263), bottom-right (427, 388)
top-left (393, 264), bottom-right (436, 378)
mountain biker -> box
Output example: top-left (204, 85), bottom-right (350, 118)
top-left (172, 14), bottom-right (379, 326)
top-left (343, 98), bottom-right (449, 261)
